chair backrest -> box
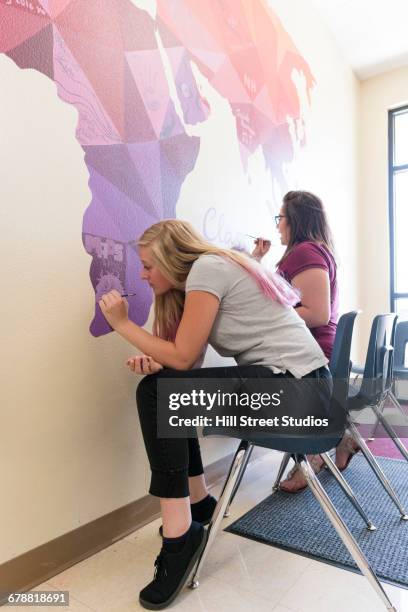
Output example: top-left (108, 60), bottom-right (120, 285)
top-left (394, 320), bottom-right (408, 372)
top-left (360, 313), bottom-right (397, 400)
top-left (329, 311), bottom-right (359, 413)
top-left (329, 311), bottom-right (359, 378)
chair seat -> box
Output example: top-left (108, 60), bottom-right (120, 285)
top-left (347, 376), bottom-right (386, 410)
top-left (351, 363), bottom-right (364, 375)
top-left (202, 426), bottom-right (342, 454)
top-left (347, 377), bottom-right (368, 410)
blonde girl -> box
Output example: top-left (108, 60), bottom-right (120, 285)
top-left (99, 219), bottom-right (330, 610)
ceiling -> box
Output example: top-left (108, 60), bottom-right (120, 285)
top-left (310, 0), bottom-right (408, 80)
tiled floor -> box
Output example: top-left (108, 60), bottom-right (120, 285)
top-left (17, 451), bottom-right (408, 612)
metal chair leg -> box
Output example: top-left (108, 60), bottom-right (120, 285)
top-left (300, 458), bottom-right (397, 612)
top-left (372, 404), bottom-right (408, 463)
top-left (189, 440), bottom-right (251, 589)
top-left (272, 452), bottom-right (291, 492)
top-left (348, 420), bottom-right (408, 520)
top-left (369, 390), bottom-right (408, 444)
top-left (389, 390), bottom-right (408, 421)
top-left (367, 398), bottom-right (385, 441)
top-left (320, 453), bottom-right (376, 531)
top-left (224, 444), bottom-right (254, 517)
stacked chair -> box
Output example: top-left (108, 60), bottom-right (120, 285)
top-left (188, 312), bottom-right (397, 612)
top-left (373, 320), bottom-right (408, 420)
top-left (393, 320), bottom-right (408, 394)
top-left (347, 315), bottom-right (408, 518)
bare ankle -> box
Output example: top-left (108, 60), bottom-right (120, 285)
top-left (188, 474), bottom-right (208, 504)
top-left (190, 491), bottom-right (208, 504)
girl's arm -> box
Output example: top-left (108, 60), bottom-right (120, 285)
top-left (290, 268), bottom-right (331, 327)
top-left (99, 290), bottom-right (219, 370)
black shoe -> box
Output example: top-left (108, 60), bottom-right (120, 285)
top-left (158, 495), bottom-right (217, 537)
top-left (139, 521), bottom-right (206, 610)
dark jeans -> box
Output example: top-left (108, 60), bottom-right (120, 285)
top-left (136, 364), bottom-right (331, 498)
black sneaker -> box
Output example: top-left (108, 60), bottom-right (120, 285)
top-left (139, 521), bottom-right (206, 610)
top-left (158, 495), bottom-right (217, 537)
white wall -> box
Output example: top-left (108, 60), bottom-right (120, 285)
top-left (269, 0), bottom-right (360, 318)
top-left (359, 66), bottom-right (408, 356)
top-left (1, 0), bottom-right (359, 563)
top-left (0, 60), bottom-right (152, 562)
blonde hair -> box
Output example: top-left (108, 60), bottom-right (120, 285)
top-left (138, 219), bottom-right (299, 341)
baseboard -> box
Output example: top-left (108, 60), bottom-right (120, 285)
top-left (0, 446), bottom-right (268, 604)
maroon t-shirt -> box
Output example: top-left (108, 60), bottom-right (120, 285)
top-left (277, 241), bottom-right (338, 360)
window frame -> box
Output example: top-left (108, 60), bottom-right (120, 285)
top-left (388, 104), bottom-right (408, 313)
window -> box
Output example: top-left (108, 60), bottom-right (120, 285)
top-left (389, 106), bottom-right (408, 319)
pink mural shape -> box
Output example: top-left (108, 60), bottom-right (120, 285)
top-left (0, 0), bottom-right (314, 336)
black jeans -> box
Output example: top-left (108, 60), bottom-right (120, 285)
top-left (136, 364), bottom-right (331, 498)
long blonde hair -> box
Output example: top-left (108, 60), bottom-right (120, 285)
top-left (138, 220), bottom-right (299, 340)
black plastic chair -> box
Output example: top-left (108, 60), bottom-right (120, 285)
top-left (392, 320), bottom-right (408, 402)
top-left (393, 320), bottom-right (408, 376)
top-left (369, 317), bottom-right (408, 437)
top-left (347, 315), bottom-right (408, 517)
top-left (350, 314), bottom-right (397, 407)
top-left (270, 311), bottom-right (375, 531)
top-left (223, 313), bottom-right (375, 532)
top-left (189, 312), bottom-right (396, 611)
top-left (351, 321), bottom-right (408, 400)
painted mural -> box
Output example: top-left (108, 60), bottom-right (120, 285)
top-left (0, 0), bottom-right (314, 335)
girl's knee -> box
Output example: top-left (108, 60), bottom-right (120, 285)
top-left (136, 373), bottom-right (158, 406)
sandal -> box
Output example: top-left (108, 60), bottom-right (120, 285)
top-left (279, 455), bottom-right (324, 494)
top-left (335, 432), bottom-right (360, 472)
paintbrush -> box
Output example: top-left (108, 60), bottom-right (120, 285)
top-left (246, 234), bottom-right (272, 241)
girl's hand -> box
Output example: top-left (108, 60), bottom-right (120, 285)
top-left (99, 290), bottom-right (129, 330)
top-left (252, 237), bottom-right (271, 261)
top-left (126, 355), bottom-right (164, 375)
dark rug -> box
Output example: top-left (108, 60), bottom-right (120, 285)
top-left (226, 455), bottom-right (408, 587)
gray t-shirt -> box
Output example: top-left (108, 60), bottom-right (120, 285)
top-left (185, 254), bottom-right (328, 378)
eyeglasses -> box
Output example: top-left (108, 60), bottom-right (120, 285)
top-left (274, 214), bottom-right (285, 227)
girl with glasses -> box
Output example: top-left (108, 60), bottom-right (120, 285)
top-left (253, 190), bottom-right (359, 492)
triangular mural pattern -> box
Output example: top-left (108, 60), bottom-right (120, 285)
top-left (1, 0), bottom-right (314, 335)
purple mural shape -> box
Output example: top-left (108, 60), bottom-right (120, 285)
top-left (1, 0), bottom-right (314, 336)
